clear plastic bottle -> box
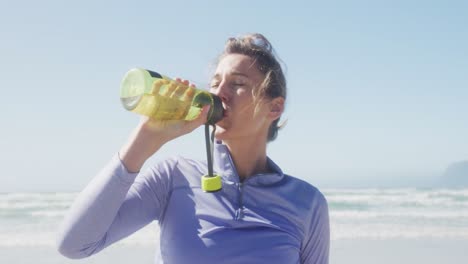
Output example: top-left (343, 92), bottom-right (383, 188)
top-left (120, 68), bottom-right (223, 124)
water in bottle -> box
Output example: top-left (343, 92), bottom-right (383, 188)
top-left (120, 68), bottom-right (224, 125)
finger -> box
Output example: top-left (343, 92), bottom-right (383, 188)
top-left (152, 79), bottom-right (165, 94)
top-left (162, 81), bottom-right (177, 97)
top-left (174, 78), bottom-right (189, 85)
top-left (196, 105), bottom-right (210, 124)
top-left (183, 105), bottom-right (210, 132)
top-left (171, 85), bottom-right (186, 98)
top-left (181, 86), bottom-right (195, 101)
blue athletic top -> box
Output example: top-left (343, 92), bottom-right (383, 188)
top-left (57, 142), bottom-right (329, 263)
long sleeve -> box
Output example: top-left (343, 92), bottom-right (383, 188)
top-left (300, 191), bottom-right (330, 264)
top-left (56, 154), bottom-right (172, 259)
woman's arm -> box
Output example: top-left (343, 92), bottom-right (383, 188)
top-left (56, 84), bottom-right (210, 258)
top-left (56, 154), bottom-right (143, 259)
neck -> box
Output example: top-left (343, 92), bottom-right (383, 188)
top-left (223, 136), bottom-right (269, 181)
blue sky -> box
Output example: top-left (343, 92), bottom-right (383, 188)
top-left (1, 0), bottom-right (467, 192)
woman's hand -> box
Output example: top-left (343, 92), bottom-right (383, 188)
top-left (119, 78), bottom-right (209, 173)
top-left (140, 78), bottom-right (208, 140)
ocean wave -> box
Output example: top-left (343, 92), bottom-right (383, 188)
top-left (325, 188), bottom-right (468, 209)
top-left (0, 193), bottom-right (74, 219)
top-left (29, 210), bottom-right (67, 218)
top-left (0, 223), bottom-right (159, 247)
top-left (1, 221), bottom-right (467, 247)
top-left (331, 223), bottom-right (468, 240)
top-left (0, 200), bottom-right (71, 210)
top-left (0, 192), bottom-right (77, 201)
top-left (330, 209), bottom-right (468, 221)
top-left (1, 190), bottom-right (468, 244)
top-left (0, 193), bottom-right (75, 208)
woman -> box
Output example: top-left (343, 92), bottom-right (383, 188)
top-left (57, 33), bottom-right (329, 264)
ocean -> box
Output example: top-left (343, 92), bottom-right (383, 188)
top-left (1, 189), bottom-right (468, 263)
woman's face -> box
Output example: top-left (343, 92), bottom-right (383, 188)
top-left (210, 53), bottom-right (272, 142)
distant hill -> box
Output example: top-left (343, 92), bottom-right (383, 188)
top-left (439, 160), bottom-right (468, 188)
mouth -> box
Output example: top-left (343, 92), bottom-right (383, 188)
top-left (222, 104), bottom-right (229, 117)
top-left (215, 106), bottom-right (229, 126)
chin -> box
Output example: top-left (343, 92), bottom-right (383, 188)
top-left (215, 124), bottom-right (243, 142)
top-left (213, 125), bottom-right (228, 140)
top-left (214, 119), bottom-right (229, 132)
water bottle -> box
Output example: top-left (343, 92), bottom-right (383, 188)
top-left (120, 68), bottom-right (224, 125)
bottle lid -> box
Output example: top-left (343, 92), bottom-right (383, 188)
top-left (207, 95), bottom-right (224, 125)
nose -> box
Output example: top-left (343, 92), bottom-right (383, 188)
top-left (211, 81), bottom-right (229, 104)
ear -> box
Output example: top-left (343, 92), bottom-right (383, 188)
top-left (268, 97), bottom-right (285, 121)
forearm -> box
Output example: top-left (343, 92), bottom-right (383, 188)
top-left (120, 104), bottom-right (210, 172)
top-left (57, 106), bottom-right (208, 258)
top-left (119, 122), bottom-right (169, 173)
top-left (57, 155), bottom-right (138, 259)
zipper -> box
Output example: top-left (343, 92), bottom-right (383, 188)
top-left (234, 175), bottom-right (265, 220)
top-left (235, 182), bottom-right (244, 220)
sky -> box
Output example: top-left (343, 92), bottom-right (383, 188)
top-left (1, 0), bottom-right (467, 192)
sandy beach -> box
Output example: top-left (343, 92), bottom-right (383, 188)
top-left (331, 238), bottom-right (468, 264)
top-left (0, 244), bottom-right (155, 264)
top-left (1, 238), bottom-right (467, 264)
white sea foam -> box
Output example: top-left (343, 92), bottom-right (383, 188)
top-left (330, 209), bottom-right (468, 220)
top-left (29, 210), bottom-right (67, 217)
top-left (0, 192), bottom-right (75, 210)
top-left (323, 188), bottom-right (468, 239)
top-left (331, 223), bottom-right (468, 240)
top-left (0, 223), bottom-right (159, 247)
top-left (1, 189), bottom-right (468, 245)
top-left (324, 188), bottom-right (468, 209)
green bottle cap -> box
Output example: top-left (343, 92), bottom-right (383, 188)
top-left (201, 174), bottom-right (222, 192)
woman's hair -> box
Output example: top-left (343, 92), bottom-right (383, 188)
top-left (217, 33), bottom-right (287, 142)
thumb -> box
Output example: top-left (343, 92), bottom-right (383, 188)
top-left (184, 105), bottom-right (211, 132)
top-left (199, 105), bottom-right (211, 124)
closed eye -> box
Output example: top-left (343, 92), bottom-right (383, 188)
top-left (232, 81), bottom-right (246, 88)
top-left (210, 81), bottom-right (220, 88)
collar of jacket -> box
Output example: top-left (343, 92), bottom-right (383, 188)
top-left (213, 142), bottom-right (285, 186)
